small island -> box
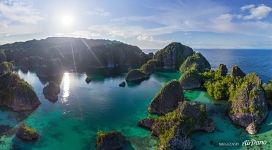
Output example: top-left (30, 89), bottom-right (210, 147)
top-left (0, 62), bottom-right (40, 112)
top-left (0, 38), bottom-right (271, 149)
top-left (99, 42), bottom-right (271, 149)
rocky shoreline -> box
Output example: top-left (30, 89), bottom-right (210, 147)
top-left (99, 42), bottom-right (271, 149)
top-left (0, 39), bottom-right (271, 149)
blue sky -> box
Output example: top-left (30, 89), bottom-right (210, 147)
top-left (0, 0), bottom-right (272, 49)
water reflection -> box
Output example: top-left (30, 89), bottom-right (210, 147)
top-left (62, 72), bottom-right (70, 103)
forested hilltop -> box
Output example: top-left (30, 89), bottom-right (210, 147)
top-left (0, 37), bottom-right (151, 78)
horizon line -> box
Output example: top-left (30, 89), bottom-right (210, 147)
top-left (1, 36), bottom-right (272, 50)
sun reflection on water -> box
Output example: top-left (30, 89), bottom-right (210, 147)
top-left (62, 72), bottom-right (70, 103)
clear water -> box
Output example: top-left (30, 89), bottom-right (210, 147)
top-left (0, 49), bottom-right (272, 150)
top-left (186, 91), bottom-right (272, 150)
top-left (0, 70), bottom-right (181, 150)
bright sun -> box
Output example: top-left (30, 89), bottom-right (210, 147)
top-left (61, 15), bottom-right (74, 27)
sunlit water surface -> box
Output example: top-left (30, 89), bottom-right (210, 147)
top-left (0, 70), bottom-right (271, 150)
top-left (0, 49), bottom-right (272, 149)
top-left (0, 70), bottom-right (180, 150)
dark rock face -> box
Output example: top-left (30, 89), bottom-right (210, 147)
top-left (177, 101), bottom-right (215, 133)
top-left (149, 80), bottom-right (184, 115)
top-left (179, 70), bottom-right (201, 90)
top-left (85, 76), bottom-right (92, 83)
top-left (16, 124), bottom-right (39, 141)
top-left (154, 42), bottom-right (194, 69)
top-left (263, 81), bottom-right (272, 106)
top-left (164, 128), bottom-right (193, 150)
top-left (43, 81), bottom-right (60, 102)
top-left (138, 118), bottom-right (155, 130)
top-left (0, 125), bottom-right (12, 135)
top-left (125, 69), bottom-right (148, 83)
top-left (229, 74), bottom-right (268, 134)
top-left (231, 65), bottom-right (245, 77)
top-left (0, 73), bottom-right (40, 111)
top-left (0, 62), bottom-right (12, 75)
top-left (180, 52), bottom-right (211, 73)
top-left (96, 131), bottom-right (126, 150)
top-left (218, 64), bottom-right (228, 76)
top-left (119, 81), bottom-right (126, 87)
top-left (36, 58), bottom-right (64, 78)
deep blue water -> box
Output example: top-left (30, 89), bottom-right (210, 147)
top-left (144, 49), bottom-right (272, 82)
top-left (198, 49), bottom-right (272, 82)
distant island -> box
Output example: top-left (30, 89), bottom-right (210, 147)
top-left (0, 37), bottom-right (271, 149)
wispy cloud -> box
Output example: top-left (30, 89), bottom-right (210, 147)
top-left (75, 0), bottom-right (272, 48)
top-left (241, 4), bottom-right (272, 20)
top-left (0, 1), bottom-right (42, 24)
top-left (1, 0), bottom-right (272, 49)
top-left (86, 8), bottom-right (110, 17)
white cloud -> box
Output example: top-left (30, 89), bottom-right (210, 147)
top-left (0, 1), bottom-right (42, 24)
top-left (136, 35), bottom-right (154, 41)
top-left (86, 8), bottom-right (110, 17)
top-left (0, 24), bottom-right (41, 36)
top-left (72, 1), bottom-right (272, 48)
top-left (212, 14), bottom-right (234, 32)
top-left (1, 0), bottom-right (272, 49)
top-left (241, 4), bottom-right (255, 11)
top-left (242, 4), bottom-right (272, 20)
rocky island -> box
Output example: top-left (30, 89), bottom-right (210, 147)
top-left (96, 131), bottom-right (128, 150)
top-left (133, 42), bottom-right (270, 149)
top-left (43, 81), bottom-right (61, 102)
top-left (16, 124), bottom-right (40, 141)
top-left (0, 62), bottom-right (40, 111)
top-left (89, 41), bottom-right (271, 149)
top-left (0, 38), bottom-right (271, 149)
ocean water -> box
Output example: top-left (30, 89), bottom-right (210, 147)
top-left (144, 49), bottom-right (272, 82)
top-left (0, 49), bottom-right (271, 150)
top-left (197, 49), bottom-right (272, 82)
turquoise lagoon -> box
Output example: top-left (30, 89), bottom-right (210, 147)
top-left (0, 70), bottom-right (271, 150)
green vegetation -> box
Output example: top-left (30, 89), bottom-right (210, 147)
top-left (96, 130), bottom-right (107, 145)
top-left (158, 125), bottom-right (177, 150)
top-left (180, 52), bottom-right (211, 73)
top-left (0, 61), bottom-right (13, 75)
top-left (155, 110), bottom-right (181, 128)
top-left (229, 73), bottom-right (265, 117)
top-left (0, 72), bottom-right (34, 105)
top-left (20, 124), bottom-right (37, 135)
top-left (263, 81), bottom-right (272, 105)
top-left (179, 69), bottom-right (200, 82)
top-left (200, 69), bottom-right (244, 101)
top-left (139, 59), bottom-right (158, 74)
top-left (154, 102), bottom-right (209, 149)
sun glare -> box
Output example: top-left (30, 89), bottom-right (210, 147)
top-left (62, 72), bottom-right (70, 103)
top-left (61, 15), bottom-right (74, 27)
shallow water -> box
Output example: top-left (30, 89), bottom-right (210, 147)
top-left (186, 91), bottom-right (272, 150)
top-left (0, 70), bottom-right (180, 150)
top-left (0, 69), bottom-right (271, 150)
